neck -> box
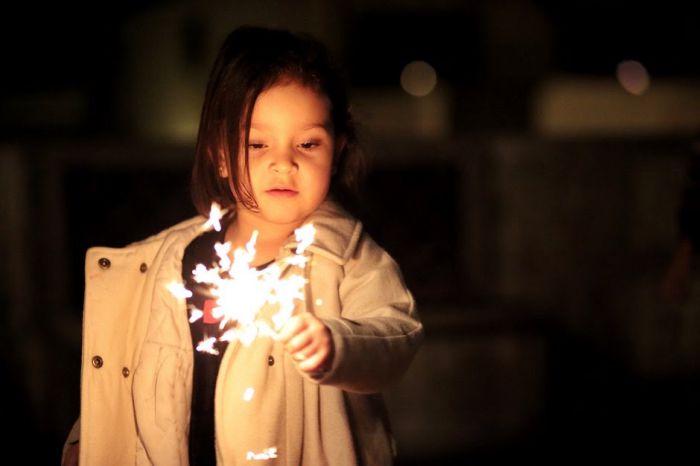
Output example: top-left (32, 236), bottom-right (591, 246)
top-left (225, 210), bottom-right (301, 266)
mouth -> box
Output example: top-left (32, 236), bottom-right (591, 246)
top-left (265, 187), bottom-right (298, 198)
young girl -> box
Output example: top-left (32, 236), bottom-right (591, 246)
top-left (63, 26), bottom-right (423, 466)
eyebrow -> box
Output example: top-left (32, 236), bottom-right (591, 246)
top-left (250, 122), bottom-right (331, 131)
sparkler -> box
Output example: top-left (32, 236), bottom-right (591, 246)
top-left (167, 204), bottom-right (316, 461)
top-left (173, 203), bottom-right (316, 349)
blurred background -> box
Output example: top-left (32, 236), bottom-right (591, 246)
top-left (1, 0), bottom-right (700, 464)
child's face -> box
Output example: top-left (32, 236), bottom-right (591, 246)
top-left (238, 81), bottom-right (334, 229)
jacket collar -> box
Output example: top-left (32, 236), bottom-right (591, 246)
top-left (280, 200), bottom-right (362, 266)
top-left (188, 199), bottom-right (362, 266)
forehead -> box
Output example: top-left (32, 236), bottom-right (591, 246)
top-left (250, 81), bottom-right (331, 129)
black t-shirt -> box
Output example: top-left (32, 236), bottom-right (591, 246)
top-left (182, 225), bottom-right (230, 466)
top-left (182, 220), bottom-right (276, 465)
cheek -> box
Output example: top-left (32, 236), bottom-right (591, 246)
top-left (315, 164), bottom-right (333, 195)
top-left (242, 158), bottom-right (262, 188)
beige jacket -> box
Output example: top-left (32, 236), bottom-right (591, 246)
top-left (67, 201), bottom-right (423, 465)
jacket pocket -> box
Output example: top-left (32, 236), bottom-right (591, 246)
top-left (133, 341), bottom-right (190, 462)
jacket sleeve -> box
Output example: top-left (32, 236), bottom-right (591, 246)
top-left (317, 234), bottom-right (423, 393)
top-left (61, 417), bottom-right (80, 464)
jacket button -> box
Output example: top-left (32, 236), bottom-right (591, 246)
top-left (98, 257), bottom-right (111, 269)
top-left (122, 367), bottom-right (130, 377)
top-left (268, 355), bottom-right (275, 366)
top-left (91, 356), bottom-right (104, 368)
top-left (139, 263), bottom-right (148, 273)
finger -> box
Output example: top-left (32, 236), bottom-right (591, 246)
top-left (286, 330), bottom-right (314, 355)
top-left (299, 334), bottom-right (334, 373)
top-left (288, 317), bottom-right (329, 352)
top-left (277, 315), bottom-right (307, 344)
top-left (297, 348), bottom-right (330, 373)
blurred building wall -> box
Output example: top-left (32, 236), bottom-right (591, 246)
top-left (1, 1), bottom-right (699, 463)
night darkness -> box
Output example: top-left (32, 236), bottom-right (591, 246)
top-left (2, 2), bottom-right (700, 465)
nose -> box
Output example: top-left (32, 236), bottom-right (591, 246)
top-left (270, 150), bottom-right (297, 174)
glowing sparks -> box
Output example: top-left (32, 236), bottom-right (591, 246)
top-left (214, 241), bottom-right (232, 270)
top-left (168, 281), bottom-right (193, 299)
top-left (196, 337), bottom-right (220, 355)
top-left (189, 308), bottom-right (204, 323)
top-left (285, 255), bottom-right (310, 267)
top-left (168, 205), bottom-right (316, 354)
top-left (203, 202), bottom-right (224, 232)
top-left (246, 447), bottom-right (277, 460)
top-left (294, 223), bottom-right (316, 254)
top-left (164, 205), bottom-right (315, 461)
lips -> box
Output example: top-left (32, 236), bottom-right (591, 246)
top-left (265, 187), bottom-right (298, 198)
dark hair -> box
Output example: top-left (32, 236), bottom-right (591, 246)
top-left (190, 25), bottom-right (364, 216)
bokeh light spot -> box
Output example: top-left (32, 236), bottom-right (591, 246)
top-left (616, 60), bottom-right (650, 96)
top-left (400, 61), bottom-right (438, 97)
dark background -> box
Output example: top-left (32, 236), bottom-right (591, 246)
top-left (1, 1), bottom-right (699, 464)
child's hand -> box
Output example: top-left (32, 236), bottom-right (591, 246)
top-left (62, 442), bottom-right (79, 466)
top-left (278, 313), bottom-right (334, 374)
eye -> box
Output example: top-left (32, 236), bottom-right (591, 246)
top-left (248, 142), bottom-right (267, 150)
top-left (299, 140), bottom-right (320, 150)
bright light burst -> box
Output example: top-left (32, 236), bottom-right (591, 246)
top-left (246, 447), bottom-right (278, 460)
top-left (170, 205), bottom-right (316, 352)
top-left (168, 281), bottom-right (193, 299)
top-left (196, 336), bottom-right (220, 356)
top-left (294, 223), bottom-right (316, 254)
top-left (202, 202), bottom-right (224, 232)
top-left (167, 205), bottom-right (319, 461)
top-left (243, 387), bottom-right (255, 402)
top-left (189, 308), bottom-right (203, 323)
